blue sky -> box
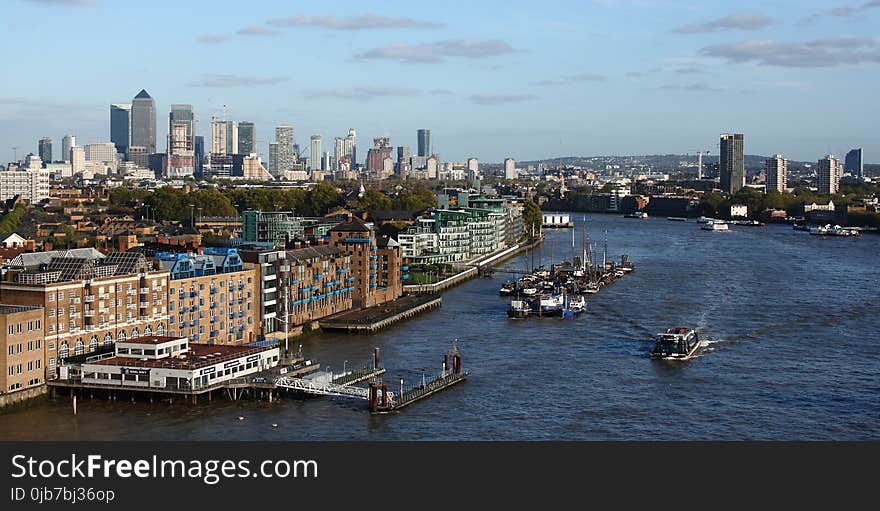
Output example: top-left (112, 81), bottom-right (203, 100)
top-left (2, 0), bottom-right (878, 163)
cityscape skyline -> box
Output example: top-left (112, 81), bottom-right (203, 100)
top-left (2, 0), bottom-right (879, 164)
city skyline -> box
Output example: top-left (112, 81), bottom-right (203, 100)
top-left (1, 0), bottom-right (879, 164)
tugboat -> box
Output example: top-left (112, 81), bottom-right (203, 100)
top-left (650, 327), bottom-right (701, 360)
top-left (562, 296), bottom-right (587, 319)
top-left (507, 300), bottom-right (533, 319)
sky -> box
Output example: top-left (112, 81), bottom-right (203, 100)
top-left (1, 0), bottom-right (878, 164)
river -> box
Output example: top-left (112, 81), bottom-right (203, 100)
top-left (2, 214), bottom-right (878, 440)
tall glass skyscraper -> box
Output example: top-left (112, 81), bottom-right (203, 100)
top-left (309, 135), bottom-right (322, 171)
top-left (61, 135), bottom-right (75, 163)
top-left (130, 89), bottom-right (156, 154)
top-left (38, 137), bottom-right (52, 164)
top-left (720, 133), bottom-right (744, 194)
top-left (845, 148), bottom-right (864, 178)
top-left (417, 129), bottom-right (431, 157)
top-left (110, 103), bottom-right (131, 156)
top-left (238, 122), bottom-right (255, 156)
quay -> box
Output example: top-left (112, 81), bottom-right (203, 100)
top-left (319, 293), bottom-right (442, 333)
top-left (369, 347), bottom-right (466, 414)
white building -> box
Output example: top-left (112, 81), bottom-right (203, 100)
top-left (61, 135), bottom-right (75, 163)
top-left (79, 336), bottom-right (280, 391)
top-left (765, 155), bottom-right (788, 193)
top-left (308, 135), bottom-right (322, 171)
top-left (0, 168), bottom-right (50, 203)
top-left (84, 142), bottom-right (118, 172)
top-left (70, 147), bottom-right (85, 174)
top-left (504, 158), bottom-right (517, 180)
top-left (609, 186), bottom-right (631, 212)
top-left (730, 204), bottom-right (748, 218)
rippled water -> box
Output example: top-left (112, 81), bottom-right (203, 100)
top-left (3, 214), bottom-right (879, 440)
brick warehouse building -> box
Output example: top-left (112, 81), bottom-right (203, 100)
top-left (329, 217), bottom-right (402, 308)
top-left (1, 305), bottom-right (46, 397)
top-left (0, 249), bottom-right (169, 381)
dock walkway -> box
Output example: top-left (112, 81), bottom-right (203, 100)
top-left (319, 294), bottom-right (442, 333)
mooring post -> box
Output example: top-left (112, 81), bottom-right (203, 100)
top-left (374, 347), bottom-right (380, 370)
top-left (369, 382), bottom-right (378, 412)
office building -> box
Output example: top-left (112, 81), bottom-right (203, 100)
top-left (0, 250), bottom-right (170, 380)
top-left (765, 155), bottom-right (788, 193)
top-left (84, 142), bottom-right (117, 164)
top-left (194, 136), bottom-right (205, 175)
top-left (130, 90), bottom-right (156, 154)
top-left (155, 248), bottom-right (256, 345)
top-left (70, 147), bottom-right (85, 174)
top-left (211, 120), bottom-right (229, 155)
top-left (0, 305), bottom-right (46, 396)
top-left (367, 137), bottom-right (393, 173)
top-left (61, 135), bottom-right (75, 163)
top-left (720, 133), bottom-right (745, 194)
top-left (333, 137), bottom-right (345, 171)
top-left (817, 155), bottom-right (841, 194)
top-left (309, 135), bottom-right (322, 171)
top-left (38, 138), bottom-right (52, 165)
top-left (110, 103), bottom-right (131, 156)
top-left (238, 122), bottom-right (255, 156)
top-left (273, 126), bottom-right (295, 176)
top-left (128, 146), bottom-right (149, 169)
top-left (167, 104), bottom-right (195, 178)
top-left (504, 158), bottom-right (517, 180)
top-left (417, 129), bottom-right (431, 157)
top-left (344, 128), bottom-right (357, 166)
top-left (241, 211), bottom-right (304, 246)
top-left (268, 143), bottom-right (279, 175)
top-left (0, 168), bottom-right (50, 203)
top-left (845, 148), bottom-right (864, 179)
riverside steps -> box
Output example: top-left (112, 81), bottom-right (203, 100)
top-left (319, 294), bottom-right (442, 334)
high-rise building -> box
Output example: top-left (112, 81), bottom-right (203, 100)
top-left (467, 158), bottom-right (479, 173)
top-left (130, 90), bottom-right (156, 154)
top-left (38, 138), bottom-right (52, 165)
top-left (167, 105), bottom-right (195, 178)
top-left (0, 168), bottom-right (50, 202)
top-left (268, 143), bottom-right (279, 175)
top-left (765, 155), bottom-right (788, 193)
top-left (61, 135), bottom-right (75, 163)
top-left (273, 126), bottom-right (295, 176)
top-left (417, 129), bottom-right (431, 157)
top-left (397, 146), bottom-right (411, 163)
top-left (719, 133), bottom-right (744, 194)
top-left (210, 120), bottom-right (228, 154)
top-left (344, 128), bottom-right (357, 166)
top-left (84, 143), bottom-right (118, 164)
top-left (226, 121), bottom-right (238, 155)
top-left (194, 136), bottom-right (205, 175)
top-left (110, 103), bottom-right (131, 156)
top-left (845, 148), bottom-right (864, 179)
top-left (504, 158), bottom-right (517, 180)
top-left (70, 146), bottom-right (85, 173)
top-left (309, 135), bottom-right (322, 171)
top-left (128, 146), bottom-right (149, 169)
top-left (333, 137), bottom-right (345, 171)
top-left (817, 155), bottom-right (841, 194)
top-left (238, 122), bottom-right (255, 156)
top-left (367, 137), bottom-right (393, 173)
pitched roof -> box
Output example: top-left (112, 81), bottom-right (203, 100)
top-left (329, 216), bottom-right (371, 233)
top-left (134, 89), bottom-right (152, 99)
top-left (286, 245), bottom-right (339, 262)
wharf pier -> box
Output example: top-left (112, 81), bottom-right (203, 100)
top-left (319, 293), bottom-right (442, 334)
top-left (370, 348), bottom-right (466, 414)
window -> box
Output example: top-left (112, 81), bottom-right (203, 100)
top-left (131, 328), bottom-right (140, 339)
top-left (74, 339), bottom-right (84, 355)
top-left (57, 308), bottom-right (63, 316)
top-left (36, 359), bottom-right (41, 369)
top-left (48, 293), bottom-right (55, 302)
top-left (69, 291), bottom-right (76, 299)
top-left (7, 346), bottom-right (12, 355)
top-left (58, 342), bottom-right (69, 359)
top-left (144, 325), bottom-right (152, 336)
top-left (8, 366), bottom-right (12, 376)
top-left (8, 325), bottom-right (13, 335)
top-left (103, 333), bottom-right (113, 346)
top-left (48, 341), bottom-right (55, 350)
top-left (36, 320), bottom-right (41, 329)
top-left (36, 339), bottom-right (41, 349)
top-left (89, 336), bottom-right (98, 352)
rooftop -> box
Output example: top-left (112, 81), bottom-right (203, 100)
top-left (0, 304), bottom-right (43, 315)
top-left (119, 336), bottom-right (183, 346)
top-left (89, 343), bottom-right (275, 370)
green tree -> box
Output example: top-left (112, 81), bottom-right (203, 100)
top-left (523, 199), bottom-right (542, 237)
top-left (392, 184), bottom-right (437, 210)
top-left (358, 189), bottom-right (393, 212)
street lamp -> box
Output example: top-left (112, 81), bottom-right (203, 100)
top-left (189, 204), bottom-right (195, 227)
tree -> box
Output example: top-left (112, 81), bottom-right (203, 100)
top-left (358, 190), bottom-right (392, 212)
top-left (392, 184), bottom-right (437, 211)
top-left (523, 199), bottom-right (542, 237)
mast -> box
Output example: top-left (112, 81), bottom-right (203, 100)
top-left (603, 229), bottom-right (608, 271)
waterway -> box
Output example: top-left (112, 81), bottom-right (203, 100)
top-left (2, 214), bottom-right (878, 440)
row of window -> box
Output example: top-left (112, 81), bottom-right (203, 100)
top-left (169, 278), bottom-right (253, 296)
top-left (46, 281), bottom-right (167, 302)
top-left (6, 320), bottom-right (42, 335)
top-left (55, 324), bottom-right (166, 359)
top-left (7, 359), bottom-right (41, 375)
top-left (6, 339), bottom-right (42, 355)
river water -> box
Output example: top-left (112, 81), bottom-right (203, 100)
top-left (2, 214), bottom-right (878, 440)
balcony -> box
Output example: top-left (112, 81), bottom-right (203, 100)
top-left (139, 302), bottom-right (149, 308)
top-left (126, 289), bottom-right (137, 296)
top-left (126, 303), bottom-right (136, 310)
top-left (99, 293), bottom-right (110, 300)
top-left (71, 297), bottom-right (81, 304)
top-left (85, 296), bottom-right (96, 303)
top-left (84, 310), bottom-right (95, 317)
top-left (140, 288), bottom-right (149, 294)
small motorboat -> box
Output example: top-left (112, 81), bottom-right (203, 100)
top-left (701, 220), bottom-right (729, 232)
top-left (562, 296), bottom-right (587, 319)
top-left (499, 282), bottom-right (516, 296)
top-left (650, 327), bottom-right (701, 360)
top-left (507, 300), bottom-right (533, 319)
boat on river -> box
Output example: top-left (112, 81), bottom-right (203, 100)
top-left (650, 328), bottom-right (701, 360)
top-left (701, 220), bottom-right (729, 232)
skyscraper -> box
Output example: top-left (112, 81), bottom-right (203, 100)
top-left (211, 120), bottom-right (229, 154)
top-left (274, 126), bottom-right (295, 176)
top-left (367, 137), bottom-right (392, 174)
top-left (333, 137), bottom-right (345, 171)
top-left (417, 129), bottom-right (431, 157)
top-left (817, 155), bottom-right (841, 194)
top-left (38, 137), bottom-right (52, 165)
top-left (238, 122), bottom-right (255, 155)
top-left (309, 135), bottom-right (322, 171)
top-left (719, 133), bottom-right (744, 194)
top-left (268, 143), bottom-right (279, 175)
top-left (130, 90), bottom-right (156, 154)
top-left (765, 154), bottom-right (788, 193)
top-left (110, 103), bottom-right (131, 156)
top-left (845, 148), bottom-right (864, 179)
top-left (397, 146), bottom-right (411, 163)
top-left (346, 128), bottom-right (357, 166)
top-left (194, 136), bottom-right (205, 175)
top-left (61, 135), bottom-right (75, 163)
top-left (167, 105), bottom-right (195, 178)
top-left (226, 121), bottom-right (238, 155)
top-left (504, 158), bottom-right (517, 180)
